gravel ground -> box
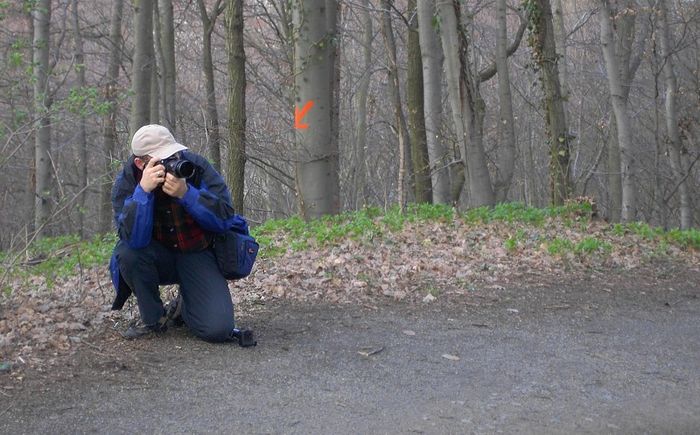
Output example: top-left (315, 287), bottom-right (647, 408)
top-left (1, 270), bottom-right (699, 434)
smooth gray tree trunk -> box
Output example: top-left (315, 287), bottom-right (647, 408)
top-left (407, 0), bottom-right (432, 204)
top-left (293, 0), bottom-right (339, 218)
top-left (226, 0), bottom-right (246, 213)
top-left (159, 0), bottom-right (176, 132)
top-left (657, 0), bottom-right (691, 229)
top-left (605, 0), bottom-right (646, 222)
top-left (100, 0), bottom-right (124, 233)
top-left (130, 0), bottom-right (154, 135)
top-left (493, 0), bottom-right (517, 202)
top-left (380, 0), bottom-right (409, 211)
top-left (198, 0), bottom-right (224, 171)
top-left (599, 0), bottom-right (636, 222)
top-left (150, 29), bottom-right (160, 124)
top-left (71, 0), bottom-right (88, 238)
top-left (551, 0), bottom-right (568, 109)
top-left (353, 0), bottom-right (372, 209)
top-left (437, 0), bottom-right (495, 207)
top-left (33, 0), bottom-right (52, 236)
top-left (417, 0), bottom-right (450, 205)
top-left (327, 1), bottom-right (340, 174)
top-left (153, 0), bottom-right (165, 123)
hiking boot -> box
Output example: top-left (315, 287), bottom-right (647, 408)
top-left (165, 294), bottom-right (184, 327)
top-left (123, 317), bottom-right (167, 339)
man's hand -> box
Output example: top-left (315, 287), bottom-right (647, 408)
top-left (163, 173), bottom-right (188, 199)
top-left (140, 157), bottom-right (166, 193)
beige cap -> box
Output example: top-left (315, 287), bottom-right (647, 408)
top-left (131, 124), bottom-right (188, 159)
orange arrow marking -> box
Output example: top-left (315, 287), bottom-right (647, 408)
top-left (295, 100), bottom-right (314, 129)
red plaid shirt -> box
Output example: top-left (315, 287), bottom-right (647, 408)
top-left (136, 167), bottom-right (210, 252)
top-left (152, 188), bottom-right (210, 252)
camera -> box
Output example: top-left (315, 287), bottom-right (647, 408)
top-left (160, 156), bottom-right (195, 179)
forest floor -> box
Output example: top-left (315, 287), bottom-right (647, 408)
top-left (1, 207), bottom-right (699, 433)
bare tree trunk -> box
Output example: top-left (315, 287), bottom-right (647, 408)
top-left (226, 0), bottom-right (246, 213)
top-left (353, 0), bottom-right (372, 209)
top-left (100, 0), bottom-right (124, 233)
top-left (33, 0), bottom-right (52, 236)
top-left (657, 1), bottom-right (691, 229)
top-left (437, 0), bottom-right (494, 207)
top-left (493, 0), bottom-right (517, 202)
top-left (551, 0), bottom-right (568, 107)
top-left (293, 0), bottom-right (339, 218)
top-left (150, 29), bottom-right (160, 124)
top-left (607, 119), bottom-right (622, 221)
top-left (198, 0), bottom-right (224, 171)
top-left (71, 0), bottom-right (88, 238)
top-left (525, 0), bottom-right (571, 205)
top-left (327, 0), bottom-right (340, 174)
top-left (380, 0), bottom-right (409, 211)
top-left (159, 0), bottom-right (176, 132)
top-left (437, 0), bottom-right (468, 204)
top-left (407, 0), bottom-right (432, 204)
top-left (417, 0), bottom-right (450, 204)
top-left (599, 0), bottom-right (636, 221)
top-left (605, 0), bottom-right (647, 222)
top-left (130, 0), bottom-right (154, 135)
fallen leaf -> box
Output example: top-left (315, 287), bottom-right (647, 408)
top-left (506, 308), bottom-right (519, 313)
top-left (423, 294), bottom-right (436, 303)
top-left (402, 330), bottom-right (416, 336)
top-left (357, 346), bottom-right (384, 357)
top-left (442, 354), bottom-right (460, 361)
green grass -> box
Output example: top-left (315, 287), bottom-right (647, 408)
top-left (607, 222), bottom-right (700, 250)
top-left (547, 238), bottom-right (574, 256)
top-left (2, 233), bottom-right (118, 290)
top-left (505, 228), bottom-right (527, 252)
top-left (463, 201), bottom-right (593, 226)
top-left (574, 237), bottom-right (612, 254)
top-left (665, 228), bottom-right (700, 249)
top-left (2, 203), bottom-right (698, 292)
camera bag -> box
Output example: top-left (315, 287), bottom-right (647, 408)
top-left (212, 217), bottom-right (259, 280)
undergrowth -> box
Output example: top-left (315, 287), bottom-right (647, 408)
top-left (1, 202), bottom-right (698, 294)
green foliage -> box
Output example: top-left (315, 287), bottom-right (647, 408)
top-left (3, 233), bottom-right (118, 289)
top-left (463, 206), bottom-right (491, 224)
top-left (463, 202), bottom-right (592, 226)
top-left (574, 237), bottom-right (612, 255)
top-left (0, 2), bottom-right (9, 22)
top-left (3, 203), bottom-right (698, 291)
top-left (626, 222), bottom-right (660, 240)
top-left (547, 238), bottom-right (574, 256)
top-left (381, 206), bottom-right (406, 231)
top-left (664, 228), bottom-right (700, 250)
top-left (8, 39), bottom-right (28, 68)
top-left (254, 204), bottom-right (458, 257)
top-left (504, 237), bottom-right (518, 252)
top-left (605, 222), bottom-right (698, 250)
top-left (612, 223), bottom-right (625, 236)
top-left (61, 86), bottom-right (111, 116)
top-left (505, 228), bottom-right (527, 252)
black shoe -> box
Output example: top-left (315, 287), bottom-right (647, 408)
top-left (123, 317), bottom-right (167, 339)
top-left (165, 294), bottom-right (184, 327)
top-left (231, 328), bottom-right (257, 347)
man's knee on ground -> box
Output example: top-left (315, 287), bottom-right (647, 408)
top-left (192, 317), bottom-right (232, 343)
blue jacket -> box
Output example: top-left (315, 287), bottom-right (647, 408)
top-left (109, 151), bottom-right (247, 310)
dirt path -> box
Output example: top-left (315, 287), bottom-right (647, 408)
top-left (1, 270), bottom-right (699, 434)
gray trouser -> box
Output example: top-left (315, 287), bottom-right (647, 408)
top-left (114, 240), bottom-right (234, 342)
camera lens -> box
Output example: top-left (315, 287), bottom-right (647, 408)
top-left (161, 158), bottom-right (195, 179)
top-left (172, 160), bottom-right (195, 179)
